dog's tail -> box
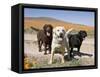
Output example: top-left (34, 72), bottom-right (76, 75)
top-left (65, 28), bottom-right (73, 37)
top-left (64, 28), bottom-right (73, 53)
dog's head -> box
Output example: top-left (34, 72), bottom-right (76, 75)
top-left (78, 30), bottom-right (87, 40)
top-left (53, 26), bottom-right (65, 40)
top-left (43, 24), bottom-right (53, 36)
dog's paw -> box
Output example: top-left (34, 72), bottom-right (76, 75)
top-left (48, 61), bottom-right (52, 65)
top-left (49, 52), bottom-right (51, 54)
top-left (39, 50), bottom-right (42, 52)
top-left (61, 58), bottom-right (65, 64)
top-left (74, 55), bottom-right (80, 59)
top-left (44, 53), bottom-right (47, 55)
top-left (61, 60), bottom-right (65, 64)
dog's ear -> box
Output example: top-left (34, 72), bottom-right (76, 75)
top-left (78, 30), bottom-right (82, 35)
top-left (50, 25), bottom-right (53, 31)
top-left (43, 24), bottom-right (47, 32)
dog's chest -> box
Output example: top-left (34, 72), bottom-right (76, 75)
top-left (52, 42), bottom-right (65, 53)
top-left (54, 46), bottom-right (65, 53)
top-left (52, 38), bottom-right (65, 53)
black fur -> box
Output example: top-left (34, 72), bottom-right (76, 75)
top-left (68, 30), bottom-right (87, 58)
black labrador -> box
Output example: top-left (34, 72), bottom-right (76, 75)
top-left (68, 30), bottom-right (87, 58)
top-left (37, 24), bottom-right (53, 55)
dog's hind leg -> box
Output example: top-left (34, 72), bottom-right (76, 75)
top-left (77, 46), bottom-right (80, 52)
top-left (38, 40), bottom-right (42, 52)
top-left (77, 47), bottom-right (81, 57)
top-left (44, 43), bottom-right (47, 55)
top-left (61, 52), bottom-right (65, 63)
top-left (70, 48), bottom-right (73, 58)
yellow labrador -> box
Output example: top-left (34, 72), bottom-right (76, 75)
top-left (48, 26), bottom-right (73, 64)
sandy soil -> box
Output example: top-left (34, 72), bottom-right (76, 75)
top-left (24, 33), bottom-right (95, 68)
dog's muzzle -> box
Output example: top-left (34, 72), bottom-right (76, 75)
top-left (59, 33), bottom-right (63, 38)
top-left (57, 33), bottom-right (64, 41)
top-left (47, 32), bottom-right (51, 36)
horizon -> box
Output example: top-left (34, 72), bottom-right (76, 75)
top-left (24, 8), bottom-right (95, 26)
top-left (24, 16), bottom-right (94, 27)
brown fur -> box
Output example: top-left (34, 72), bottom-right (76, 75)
top-left (37, 24), bottom-right (53, 54)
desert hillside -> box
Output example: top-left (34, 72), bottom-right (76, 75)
top-left (24, 17), bottom-right (94, 31)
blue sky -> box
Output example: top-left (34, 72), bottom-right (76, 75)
top-left (24, 8), bottom-right (95, 26)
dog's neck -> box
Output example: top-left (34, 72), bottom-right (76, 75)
top-left (78, 34), bottom-right (84, 42)
top-left (53, 36), bottom-right (64, 44)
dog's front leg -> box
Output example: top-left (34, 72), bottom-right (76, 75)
top-left (44, 43), bottom-right (47, 55)
top-left (61, 55), bottom-right (65, 64)
top-left (48, 44), bottom-right (51, 54)
top-left (61, 51), bottom-right (65, 63)
top-left (48, 47), bottom-right (54, 64)
top-left (48, 51), bottom-right (54, 64)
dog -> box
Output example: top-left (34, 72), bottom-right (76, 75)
top-left (48, 26), bottom-right (73, 64)
top-left (37, 24), bottom-right (53, 55)
top-left (68, 30), bottom-right (87, 58)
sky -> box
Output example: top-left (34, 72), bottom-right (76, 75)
top-left (24, 8), bottom-right (95, 26)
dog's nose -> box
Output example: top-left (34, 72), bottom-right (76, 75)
top-left (60, 33), bottom-right (63, 37)
top-left (60, 33), bottom-right (63, 35)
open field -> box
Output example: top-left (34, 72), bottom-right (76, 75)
top-left (24, 32), bottom-right (95, 69)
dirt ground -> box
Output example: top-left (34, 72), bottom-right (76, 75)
top-left (24, 33), bottom-right (95, 69)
